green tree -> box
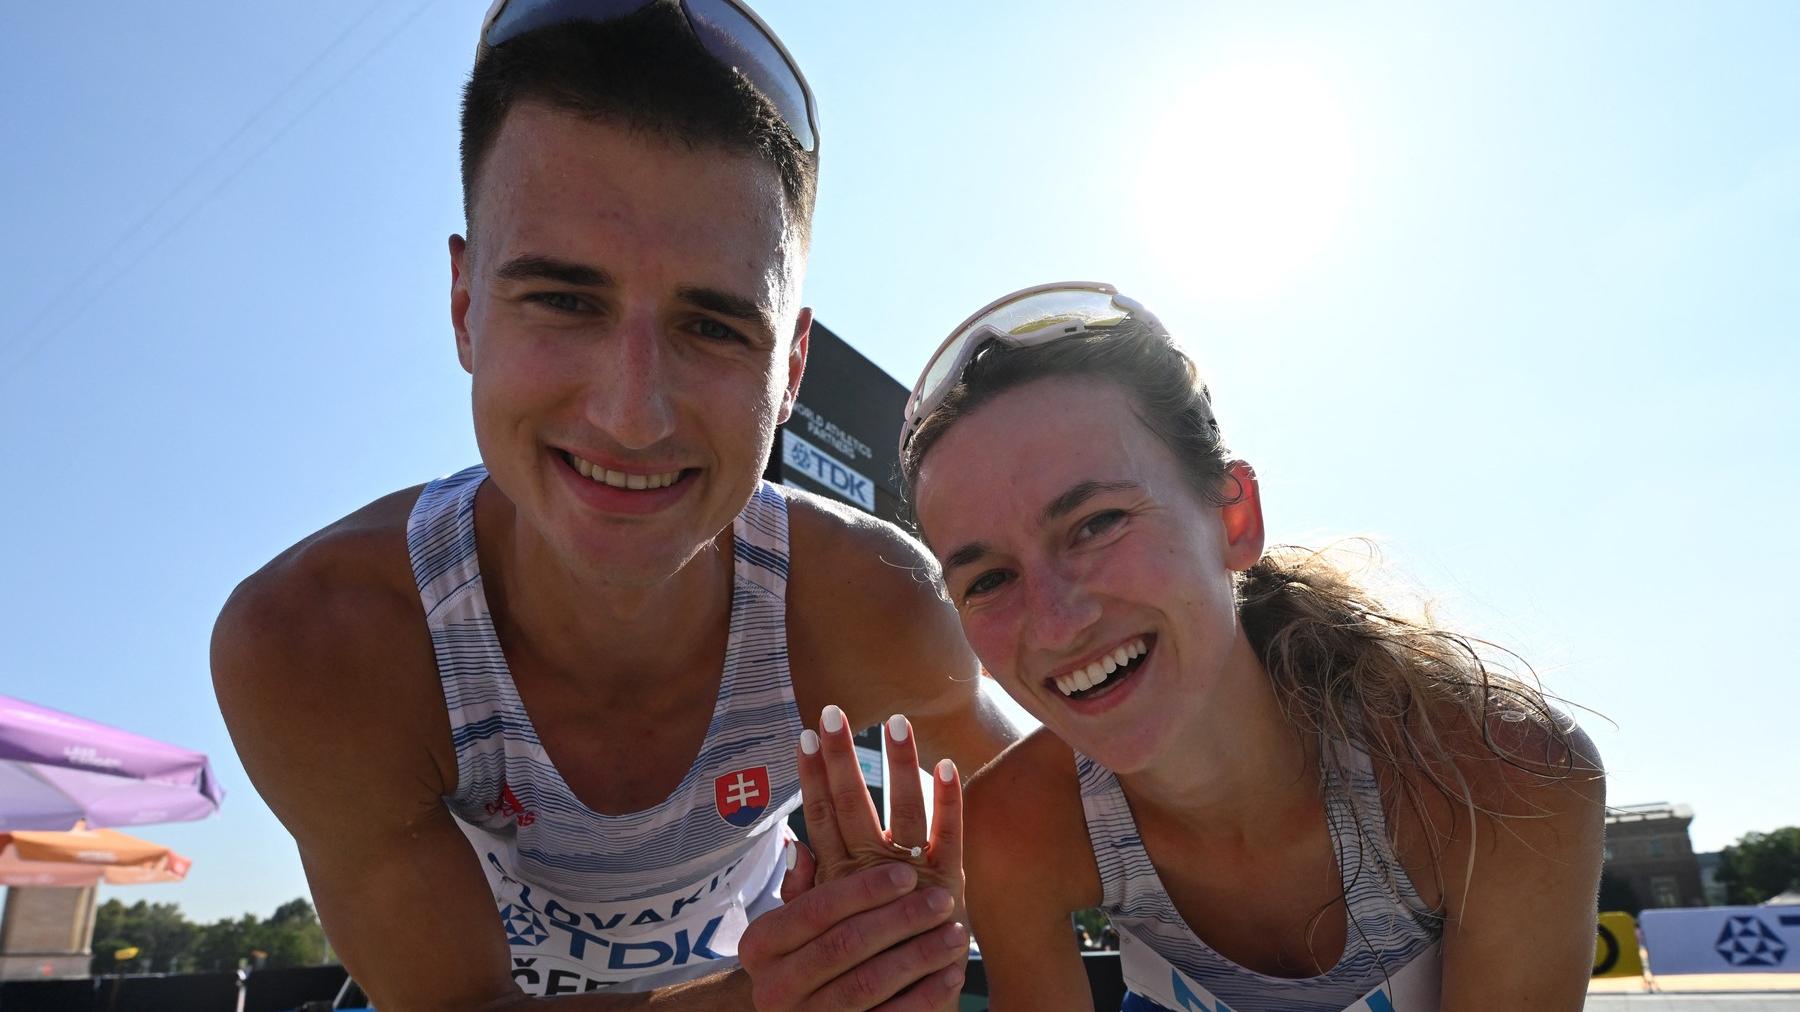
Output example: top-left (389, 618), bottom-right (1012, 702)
top-left (1717, 827), bottom-right (1800, 904)
top-left (190, 913), bottom-right (261, 973)
top-left (90, 898), bottom-right (198, 975)
top-left (256, 897), bottom-right (330, 968)
top-left (88, 896), bottom-right (333, 974)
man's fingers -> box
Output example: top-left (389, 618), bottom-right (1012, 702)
top-left (872, 962), bottom-right (969, 1012)
top-left (798, 729), bottom-right (849, 866)
top-left (806, 917), bottom-right (968, 1012)
top-left (882, 714), bottom-right (928, 851)
top-left (781, 838), bottom-right (817, 904)
top-left (743, 862), bottom-right (921, 959)
top-left (926, 758), bottom-right (962, 872)
top-left (818, 704), bottom-right (884, 847)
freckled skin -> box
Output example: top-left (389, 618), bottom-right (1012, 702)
top-left (452, 101), bottom-right (808, 587)
top-left (913, 376), bottom-right (1266, 777)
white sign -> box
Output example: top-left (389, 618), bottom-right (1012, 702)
top-left (854, 744), bottom-right (884, 790)
top-left (782, 430), bottom-right (875, 512)
top-left (1640, 906), bottom-right (1800, 975)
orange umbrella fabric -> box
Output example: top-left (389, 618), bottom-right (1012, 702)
top-left (0, 825), bottom-right (191, 886)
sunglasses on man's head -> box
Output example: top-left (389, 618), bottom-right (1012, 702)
top-left (480, 0), bottom-right (818, 152)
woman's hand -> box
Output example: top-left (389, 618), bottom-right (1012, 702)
top-left (795, 705), bottom-right (968, 1004)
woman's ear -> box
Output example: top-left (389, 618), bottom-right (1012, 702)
top-left (1219, 461), bottom-right (1265, 571)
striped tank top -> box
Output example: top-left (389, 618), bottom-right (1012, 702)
top-left (1079, 742), bottom-right (1443, 1012)
top-left (407, 465), bottom-right (804, 996)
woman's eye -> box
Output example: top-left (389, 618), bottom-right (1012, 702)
top-left (694, 318), bottom-right (746, 343)
top-left (964, 570), bottom-right (1009, 598)
top-left (1075, 510), bottom-right (1127, 542)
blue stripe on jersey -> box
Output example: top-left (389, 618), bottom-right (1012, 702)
top-left (407, 464), bottom-right (803, 910)
top-left (1078, 743), bottom-right (1442, 1012)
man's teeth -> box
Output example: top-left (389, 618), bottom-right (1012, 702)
top-left (570, 454), bottom-right (681, 490)
top-left (1054, 638), bottom-right (1147, 697)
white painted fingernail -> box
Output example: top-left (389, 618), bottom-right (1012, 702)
top-left (821, 704), bottom-right (845, 734)
top-left (886, 714), bottom-right (908, 742)
top-left (784, 841), bottom-right (798, 871)
top-left (937, 758), bottom-right (956, 783)
top-left (800, 729), bottom-right (820, 755)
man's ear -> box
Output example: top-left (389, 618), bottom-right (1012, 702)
top-left (777, 307), bottom-right (812, 424)
top-left (1219, 460), bottom-right (1266, 571)
top-left (450, 234), bottom-right (474, 374)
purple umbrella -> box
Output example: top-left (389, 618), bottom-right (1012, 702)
top-left (0, 695), bottom-right (224, 830)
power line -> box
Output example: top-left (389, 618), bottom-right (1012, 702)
top-left (1, 0), bottom-right (445, 386)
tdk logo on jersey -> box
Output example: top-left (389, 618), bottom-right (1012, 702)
top-left (714, 766), bottom-right (770, 827)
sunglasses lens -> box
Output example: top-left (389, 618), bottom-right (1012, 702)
top-left (482, 0), bottom-right (815, 152)
top-left (975, 290), bottom-right (1129, 339)
top-left (914, 334), bottom-right (974, 414)
top-left (483, 0), bottom-right (649, 48)
top-left (685, 0), bottom-right (816, 151)
top-left (912, 288), bottom-right (1125, 416)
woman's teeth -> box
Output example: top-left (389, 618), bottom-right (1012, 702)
top-left (570, 453), bottom-right (681, 490)
top-left (1054, 638), bottom-right (1147, 697)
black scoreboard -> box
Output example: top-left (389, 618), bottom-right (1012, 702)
top-left (764, 320), bottom-right (909, 526)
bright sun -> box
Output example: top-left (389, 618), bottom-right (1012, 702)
top-left (1134, 57), bottom-right (1357, 302)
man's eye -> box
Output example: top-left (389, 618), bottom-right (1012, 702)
top-left (1075, 510), bottom-right (1127, 542)
top-left (964, 570), bottom-right (1009, 598)
top-left (694, 318), bottom-right (747, 343)
top-left (528, 292), bottom-right (588, 313)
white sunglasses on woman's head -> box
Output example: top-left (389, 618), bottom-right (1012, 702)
top-left (898, 282), bottom-right (1168, 458)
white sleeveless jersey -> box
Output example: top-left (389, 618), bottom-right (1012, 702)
top-left (407, 466), bottom-right (804, 995)
top-left (1080, 742), bottom-right (1443, 1012)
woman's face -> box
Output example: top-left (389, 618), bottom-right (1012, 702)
top-left (912, 376), bottom-right (1264, 773)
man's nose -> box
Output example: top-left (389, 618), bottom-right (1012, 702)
top-left (1022, 569), bottom-right (1102, 654)
top-left (583, 314), bottom-right (676, 451)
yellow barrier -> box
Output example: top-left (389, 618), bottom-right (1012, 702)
top-left (1594, 911), bottom-right (1645, 978)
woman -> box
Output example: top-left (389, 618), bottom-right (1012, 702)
top-left (872, 282), bottom-right (1604, 1011)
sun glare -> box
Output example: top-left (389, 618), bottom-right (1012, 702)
top-left (1134, 58), bottom-right (1357, 302)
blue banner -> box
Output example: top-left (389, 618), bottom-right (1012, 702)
top-left (1639, 906), bottom-right (1800, 975)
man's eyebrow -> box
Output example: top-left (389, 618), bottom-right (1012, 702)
top-left (942, 542), bottom-right (992, 574)
top-left (678, 285), bottom-right (774, 332)
top-left (1041, 480), bottom-right (1141, 525)
top-left (494, 255), bottom-right (611, 287)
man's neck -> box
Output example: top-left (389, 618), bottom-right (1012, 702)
top-left (476, 483), bottom-right (735, 697)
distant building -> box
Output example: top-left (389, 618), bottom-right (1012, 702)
top-left (1604, 802), bottom-right (1707, 910)
top-left (1696, 850), bottom-right (1729, 905)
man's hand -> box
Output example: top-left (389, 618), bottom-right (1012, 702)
top-left (737, 856), bottom-right (965, 1011)
top-left (742, 705), bottom-right (969, 1011)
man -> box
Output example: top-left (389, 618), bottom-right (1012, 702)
top-left (211, 2), bottom-right (1014, 1008)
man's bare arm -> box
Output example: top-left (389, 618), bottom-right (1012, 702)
top-left (784, 492), bottom-right (1016, 777)
top-left (216, 502), bottom-right (964, 1011)
top-left (211, 515), bottom-right (772, 1010)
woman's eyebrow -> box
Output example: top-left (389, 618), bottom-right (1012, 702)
top-left (1040, 479), bottom-right (1141, 525)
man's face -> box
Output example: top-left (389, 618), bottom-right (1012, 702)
top-left (450, 101), bottom-right (809, 585)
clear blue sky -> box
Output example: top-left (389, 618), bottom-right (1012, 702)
top-left (2, 1), bottom-right (1795, 924)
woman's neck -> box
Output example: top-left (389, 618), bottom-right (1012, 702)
top-left (1118, 631), bottom-right (1324, 847)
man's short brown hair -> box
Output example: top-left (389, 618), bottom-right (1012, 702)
top-left (459, 4), bottom-right (817, 251)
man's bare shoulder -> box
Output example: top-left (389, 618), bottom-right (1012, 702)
top-left (781, 487), bottom-right (973, 721)
top-left (215, 485), bottom-right (424, 666)
top-left (212, 484), bottom-right (454, 797)
top-left (783, 486), bottom-right (942, 598)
